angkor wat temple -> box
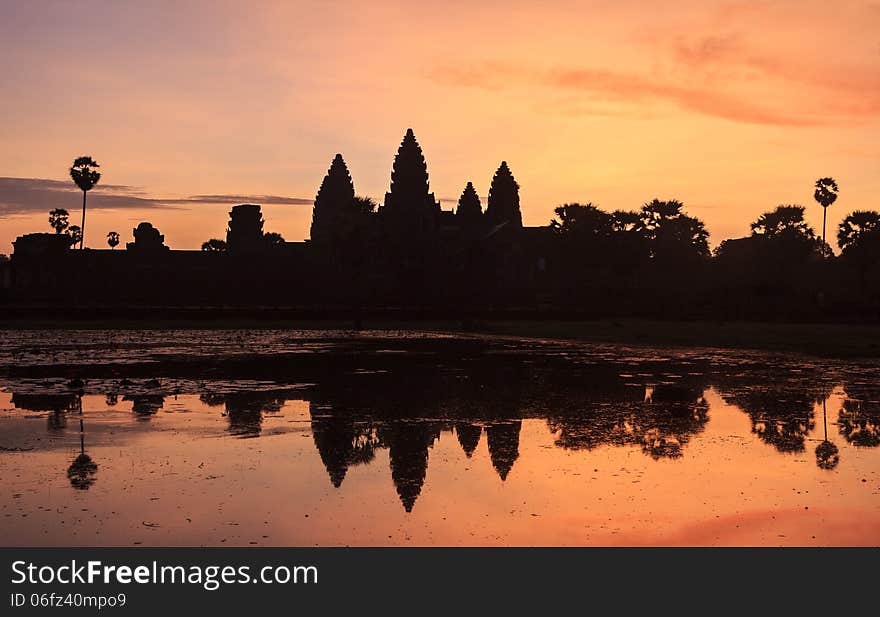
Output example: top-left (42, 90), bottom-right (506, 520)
top-left (5, 128), bottom-right (878, 321)
top-left (4, 129), bottom-right (553, 311)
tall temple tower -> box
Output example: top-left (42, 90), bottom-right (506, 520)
top-left (226, 204), bottom-right (265, 254)
top-left (310, 153), bottom-right (356, 244)
top-left (382, 129), bottom-right (440, 237)
top-left (455, 181), bottom-right (483, 233)
top-left (485, 161), bottom-right (522, 229)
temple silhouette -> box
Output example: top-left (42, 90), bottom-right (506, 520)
top-left (3, 128), bottom-right (879, 320)
top-left (3, 129), bottom-right (554, 312)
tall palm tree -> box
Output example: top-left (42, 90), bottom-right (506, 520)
top-left (69, 156), bottom-right (101, 249)
top-left (813, 177), bottom-right (838, 248)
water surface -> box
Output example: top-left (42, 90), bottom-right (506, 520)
top-left (1, 329), bottom-right (878, 546)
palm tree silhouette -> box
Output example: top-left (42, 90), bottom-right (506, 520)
top-left (107, 231), bottom-right (120, 250)
top-left (813, 177), bottom-right (838, 248)
top-left (69, 156), bottom-right (101, 249)
top-left (48, 208), bottom-right (70, 234)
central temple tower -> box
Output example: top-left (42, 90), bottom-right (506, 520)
top-left (382, 128), bottom-right (440, 238)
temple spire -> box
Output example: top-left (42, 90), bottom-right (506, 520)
top-left (383, 129), bottom-right (439, 234)
top-left (485, 161), bottom-right (522, 228)
top-left (310, 153), bottom-right (356, 243)
top-left (456, 181), bottom-right (483, 229)
top-left (486, 420), bottom-right (521, 481)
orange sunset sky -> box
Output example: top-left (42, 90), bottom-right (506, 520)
top-left (1, 0), bottom-right (878, 254)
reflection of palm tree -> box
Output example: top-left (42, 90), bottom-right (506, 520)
top-left (67, 454), bottom-right (98, 489)
top-left (67, 402), bottom-right (98, 489)
top-left (815, 398), bottom-right (839, 470)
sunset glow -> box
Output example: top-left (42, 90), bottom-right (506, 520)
top-left (1, 0), bottom-right (878, 252)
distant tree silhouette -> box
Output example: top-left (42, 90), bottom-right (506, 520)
top-left (814, 177), bottom-right (839, 246)
top-left (106, 231), bottom-right (120, 250)
top-left (608, 209), bottom-right (650, 275)
top-left (751, 205), bottom-right (814, 239)
top-left (66, 225), bottom-right (82, 248)
top-left (550, 203), bottom-right (613, 239)
top-left (354, 195), bottom-right (378, 214)
top-left (749, 205), bottom-right (827, 257)
top-left (611, 210), bottom-right (640, 232)
top-left (550, 203), bottom-right (615, 301)
top-left (485, 161), bottom-right (522, 228)
top-left (838, 210), bottom-right (880, 255)
top-left (69, 156), bottom-right (101, 249)
top-left (715, 205), bottom-right (828, 318)
top-left (48, 208), bottom-right (70, 234)
top-left (638, 199), bottom-right (709, 260)
top-left (0, 254), bottom-right (8, 264)
top-left (455, 182), bottom-right (483, 229)
top-left (263, 232), bottom-right (285, 248)
top-left (201, 238), bottom-right (228, 252)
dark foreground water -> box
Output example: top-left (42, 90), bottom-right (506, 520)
top-left (1, 329), bottom-right (878, 546)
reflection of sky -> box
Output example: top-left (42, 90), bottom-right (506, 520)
top-left (1, 383), bottom-right (878, 546)
top-left (1, 1), bottom-right (879, 253)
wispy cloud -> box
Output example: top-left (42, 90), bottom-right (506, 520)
top-left (166, 194), bottom-right (312, 205)
top-left (546, 67), bottom-right (822, 126)
top-left (0, 177), bottom-right (310, 216)
top-left (427, 35), bottom-right (879, 127)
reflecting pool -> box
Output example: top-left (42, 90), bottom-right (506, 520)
top-left (1, 329), bottom-right (878, 546)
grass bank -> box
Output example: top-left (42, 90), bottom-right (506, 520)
top-left (484, 320), bottom-right (880, 358)
top-left (1, 315), bottom-right (878, 358)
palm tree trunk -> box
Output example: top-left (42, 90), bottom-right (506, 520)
top-left (822, 207), bottom-right (827, 248)
top-left (80, 190), bottom-right (87, 249)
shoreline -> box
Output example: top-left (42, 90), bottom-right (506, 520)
top-left (0, 315), bottom-right (878, 358)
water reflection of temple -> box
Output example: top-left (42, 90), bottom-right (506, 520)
top-left (486, 421), bottom-right (521, 480)
top-left (7, 350), bottom-right (878, 508)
